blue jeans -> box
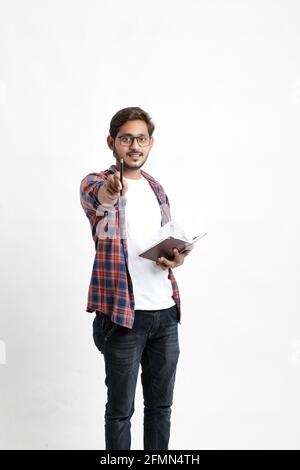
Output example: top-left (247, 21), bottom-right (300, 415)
top-left (92, 304), bottom-right (180, 450)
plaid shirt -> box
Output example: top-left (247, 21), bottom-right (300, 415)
top-left (80, 163), bottom-right (181, 329)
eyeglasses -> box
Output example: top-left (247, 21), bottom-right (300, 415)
top-left (116, 134), bottom-right (151, 147)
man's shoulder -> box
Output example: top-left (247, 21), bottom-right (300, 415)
top-left (81, 165), bottom-right (115, 185)
top-left (141, 169), bottom-right (165, 191)
top-left (141, 170), bottom-right (170, 209)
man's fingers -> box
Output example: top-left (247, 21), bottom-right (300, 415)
top-left (156, 259), bottom-right (168, 270)
top-left (107, 175), bottom-right (121, 193)
top-left (114, 172), bottom-right (128, 193)
top-left (158, 257), bottom-right (172, 267)
top-left (106, 172), bottom-right (128, 196)
top-left (113, 174), bottom-right (122, 191)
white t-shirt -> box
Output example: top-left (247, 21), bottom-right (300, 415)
top-left (124, 175), bottom-right (176, 310)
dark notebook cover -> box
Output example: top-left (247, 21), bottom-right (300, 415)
top-left (139, 233), bottom-right (207, 262)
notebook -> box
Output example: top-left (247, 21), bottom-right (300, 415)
top-left (138, 220), bottom-right (207, 262)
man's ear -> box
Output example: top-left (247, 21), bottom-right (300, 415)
top-left (107, 135), bottom-right (114, 151)
top-left (149, 135), bottom-right (154, 149)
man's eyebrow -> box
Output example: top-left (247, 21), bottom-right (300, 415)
top-left (121, 133), bottom-right (147, 137)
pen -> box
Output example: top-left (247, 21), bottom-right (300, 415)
top-left (120, 158), bottom-right (124, 196)
top-left (192, 233), bottom-right (207, 240)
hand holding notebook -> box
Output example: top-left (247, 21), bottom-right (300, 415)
top-left (138, 220), bottom-right (207, 262)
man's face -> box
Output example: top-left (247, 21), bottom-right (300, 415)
top-left (107, 119), bottom-right (153, 171)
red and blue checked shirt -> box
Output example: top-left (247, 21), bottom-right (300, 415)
top-left (80, 163), bottom-right (181, 329)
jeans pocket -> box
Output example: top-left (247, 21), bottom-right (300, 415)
top-left (93, 314), bottom-right (105, 353)
top-left (170, 304), bottom-right (179, 323)
top-left (93, 313), bottom-right (118, 354)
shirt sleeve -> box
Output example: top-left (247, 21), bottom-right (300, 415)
top-left (80, 172), bottom-right (118, 234)
top-left (80, 172), bottom-right (106, 217)
top-left (165, 192), bottom-right (171, 211)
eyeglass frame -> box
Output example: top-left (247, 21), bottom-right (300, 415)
top-left (115, 133), bottom-right (152, 147)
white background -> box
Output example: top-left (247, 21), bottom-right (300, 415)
top-left (0, 0), bottom-right (300, 450)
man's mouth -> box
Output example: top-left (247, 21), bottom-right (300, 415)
top-left (128, 153), bottom-right (142, 158)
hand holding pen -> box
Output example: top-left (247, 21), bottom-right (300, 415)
top-left (98, 160), bottom-right (128, 205)
top-left (98, 159), bottom-right (128, 205)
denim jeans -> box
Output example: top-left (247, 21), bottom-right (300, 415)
top-left (92, 304), bottom-right (180, 450)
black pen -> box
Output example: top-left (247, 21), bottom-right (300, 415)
top-left (120, 158), bottom-right (124, 196)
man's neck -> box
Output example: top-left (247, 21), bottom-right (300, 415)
top-left (124, 171), bottom-right (142, 180)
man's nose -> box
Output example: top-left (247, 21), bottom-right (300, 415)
top-left (129, 137), bottom-right (140, 150)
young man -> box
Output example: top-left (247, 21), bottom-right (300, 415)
top-left (80, 107), bottom-right (190, 450)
